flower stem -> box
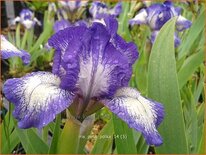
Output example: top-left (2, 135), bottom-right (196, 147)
top-left (21, 29), bottom-right (29, 49)
top-left (57, 117), bottom-right (81, 154)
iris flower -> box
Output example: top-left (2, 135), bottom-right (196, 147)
top-left (58, 0), bottom-right (88, 12)
top-left (3, 17), bottom-right (164, 146)
top-left (1, 35), bottom-right (30, 64)
top-left (12, 9), bottom-right (41, 29)
top-left (129, 1), bottom-right (192, 47)
top-left (89, 1), bottom-right (122, 19)
top-left (57, 0), bottom-right (88, 21)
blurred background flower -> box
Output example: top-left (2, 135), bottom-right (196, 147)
top-left (89, 1), bottom-right (122, 19)
top-left (129, 1), bottom-right (192, 47)
top-left (11, 9), bottom-right (41, 29)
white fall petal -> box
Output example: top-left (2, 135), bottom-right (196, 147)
top-left (103, 87), bottom-right (164, 146)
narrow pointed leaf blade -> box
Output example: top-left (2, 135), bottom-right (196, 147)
top-left (112, 115), bottom-right (137, 154)
top-left (148, 17), bottom-right (188, 153)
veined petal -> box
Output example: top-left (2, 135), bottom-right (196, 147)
top-left (103, 15), bottom-right (118, 36)
top-left (3, 72), bottom-right (75, 129)
top-left (103, 16), bottom-right (139, 64)
top-left (176, 15), bottom-right (192, 31)
top-left (102, 87), bottom-right (164, 146)
top-left (48, 26), bottom-right (88, 91)
top-left (129, 9), bottom-right (148, 26)
top-left (77, 23), bottom-right (133, 98)
top-left (112, 34), bottom-right (138, 65)
top-left (1, 35), bottom-right (30, 64)
top-left (53, 19), bottom-right (71, 33)
top-left (49, 20), bottom-right (138, 100)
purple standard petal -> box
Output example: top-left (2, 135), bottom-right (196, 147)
top-left (53, 19), bottom-right (71, 33)
top-left (102, 87), bottom-right (164, 146)
top-left (77, 23), bottom-right (133, 98)
top-left (97, 16), bottom-right (138, 64)
top-left (112, 34), bottom-right (138, 65)
top-left (1, 35), bottom-right (30, 64)
top-left (129, 9), bottom-right (148, 26)
top-left (176, 15), bottom-right (192, 31)
top-left (49, 20), bottom-right (138, 99)
top-left (48, 26), bottom-right (88, 91)
top-left (3, 72), bottom-right (75, 129)
top-left (102, 15), bottom-right (118, 36)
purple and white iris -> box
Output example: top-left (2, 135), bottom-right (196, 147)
top-left (89, 1), bottom-right (122, 19)
top-left (1, 35), bottom-right (30, 64)
top-left (129, 1), bottom-right (192, 47)
top-left (58, 0), bottom-right (88, 12)
top-left (12, 9), bottom-right (41, 29)
top-left (3, 17), bottom-right (164, 146)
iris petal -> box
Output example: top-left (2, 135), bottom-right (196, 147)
top-left (129, 9), bottom-right (148, 26)
top-left (48, 26), bottom-right (88, 91)
top-left (1, 35), bottom-right (30, 64)
top-left (102, 16), bottom-right (139, 64)
top-left (18, 9), bottom-right (40, 29)
top-left (3, 72), bottom-right (75, 129)
top-left (102, 87), bottom-right (164, 146)
top-left (89, 1), bottom-right (122, 19)
top-left (176, 15), bottom-right (192, 31)
top-left (53, 19), bottom-right (71, 33)
top-left (49, 20), bottom-right (138, 99)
